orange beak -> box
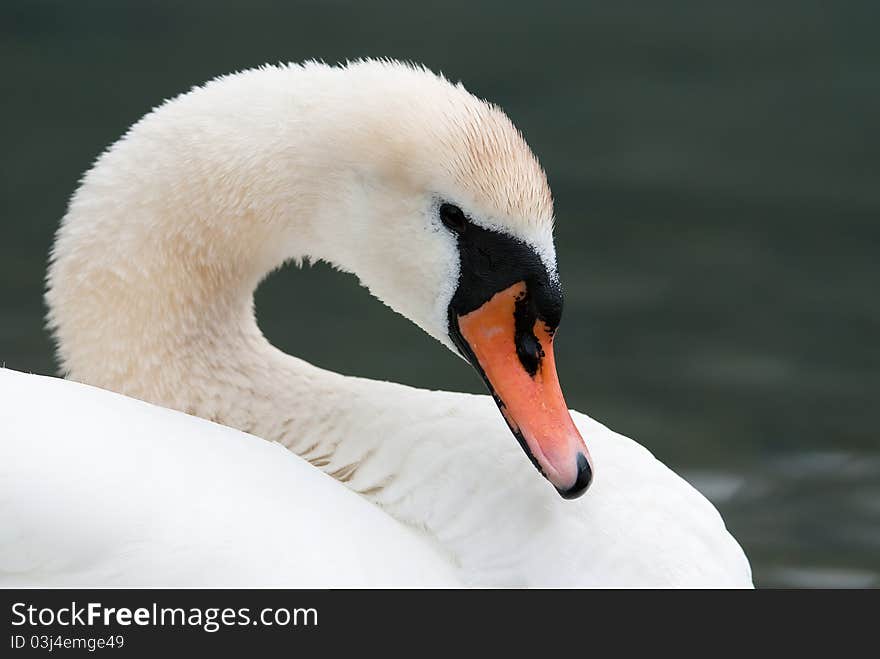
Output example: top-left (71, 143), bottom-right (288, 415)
top-left (455, 282), bottom-right (592, 497)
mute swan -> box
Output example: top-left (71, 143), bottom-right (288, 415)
top-left (2, 60), bottom-right (751, 587)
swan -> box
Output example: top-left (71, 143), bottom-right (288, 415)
top-left (2, 60), bottom-right (751, 587)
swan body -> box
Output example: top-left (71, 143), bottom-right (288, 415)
top-left (4, 60), bottom-right (751, 587)
top-left (1, 368), bottom-right (748, 586)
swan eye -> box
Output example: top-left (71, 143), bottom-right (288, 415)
top-left (439, 203), bottom-right (468, 234)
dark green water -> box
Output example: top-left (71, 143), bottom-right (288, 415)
top-left (2, 1), bottom-right (878, 587)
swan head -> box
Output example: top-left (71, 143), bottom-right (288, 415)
top-left (313, 62), bottom-right (592, 498)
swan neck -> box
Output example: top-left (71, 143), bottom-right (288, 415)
top-left (46, 65), bottom-right (542, 567)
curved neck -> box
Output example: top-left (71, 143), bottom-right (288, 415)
top-left (51, 67), bottom-right (371, 402)
top-left (47, 65), bottom-right (563, 579)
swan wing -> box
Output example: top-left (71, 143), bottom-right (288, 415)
top-left (561, 410), bottom-right (753, 587)
top-left (0, 368), bottom-right (458, 587)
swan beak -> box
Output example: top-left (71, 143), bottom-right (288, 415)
top-left (456, 282), bottom-right (593, 498)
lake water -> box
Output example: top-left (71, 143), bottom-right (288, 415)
top-left (2, 1), bottom-right (877, 587)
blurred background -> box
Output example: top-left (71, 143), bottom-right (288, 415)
top-left (2, 0), bottom-right (878, 587)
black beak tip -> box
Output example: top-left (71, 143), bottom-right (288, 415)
top-left (556, 452), bottom-right (593, 500)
